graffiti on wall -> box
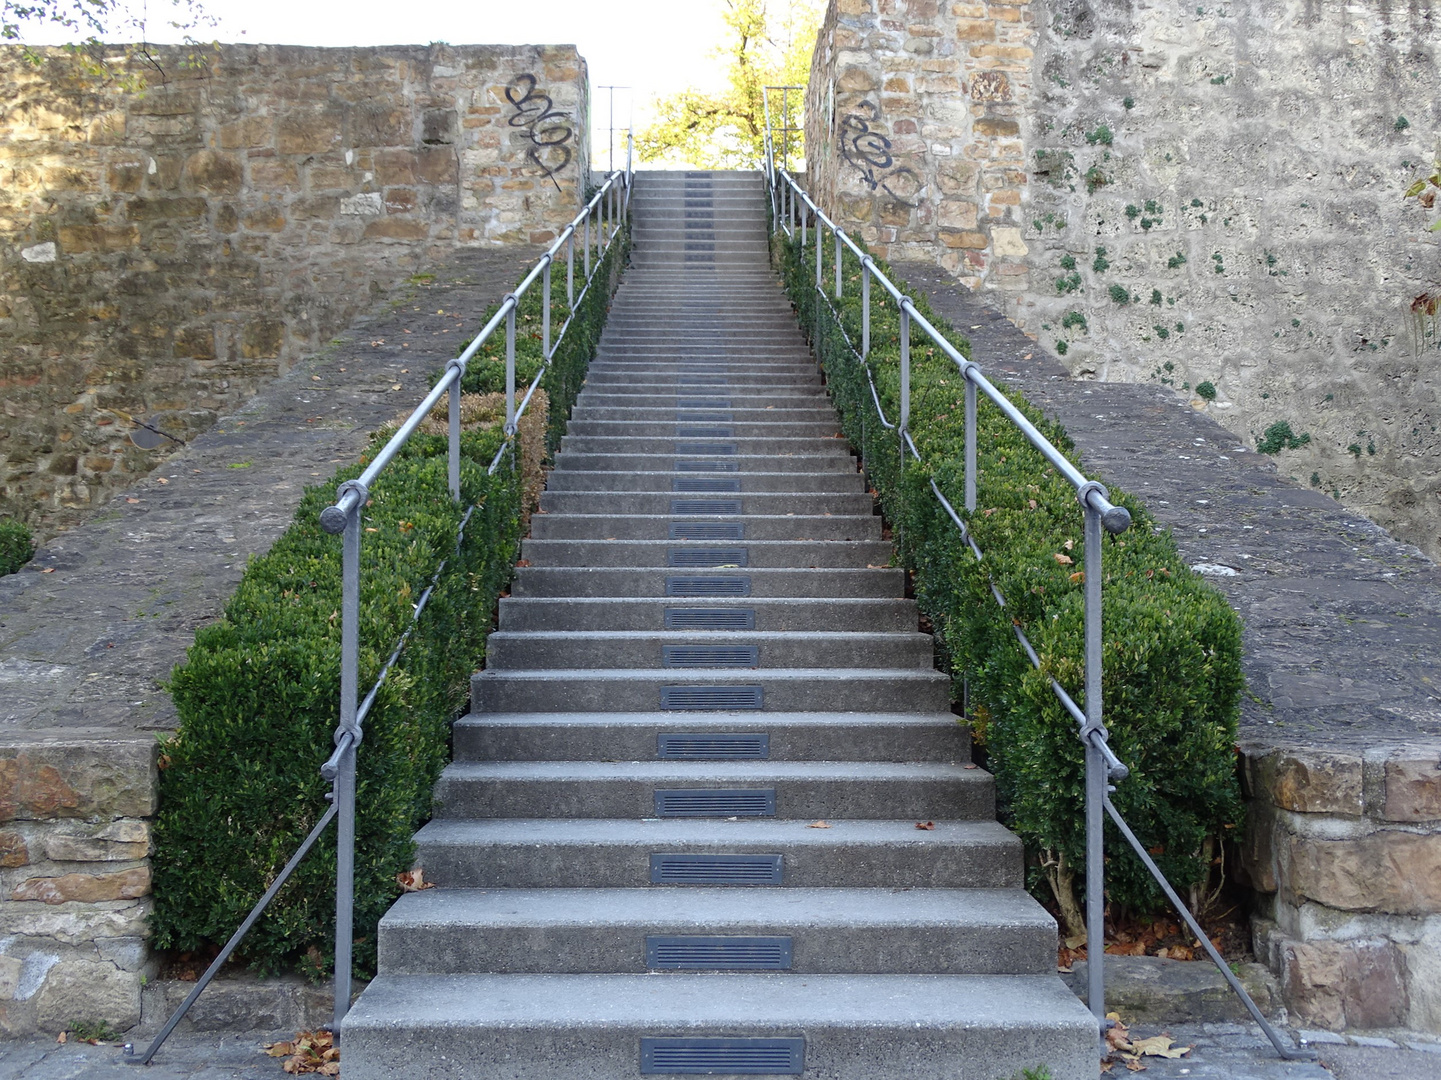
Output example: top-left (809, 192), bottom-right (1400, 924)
top-left (838, 102), bottom-right (921, 206)
top-left (505, 74), bottom-right (573, 191)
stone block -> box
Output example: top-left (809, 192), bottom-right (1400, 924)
top-left (218, 116), bottom-right (272, 150)
top-left (363, 218), bottom-right (429, 241)
top-left (11, 866), bottom-right (150, 904)
top-left (1249, 748), bottom-right (1364, 816)
top-left (0, 899), bottom-right (150, 946)
top-left (940, 228), bottom-right (989, 249)
top-left (182, 151), bottom-right (243, 195)
top-left (955, 18), bottom-right (997, 40)
top-left (1287, 831), bottom-right (1441, 914)
top-left (57, 225), bottom-right (140, 254)
top-left (975, 117), bottom-right (1020, 136)
top-left (107, 162), bottom-right (145, 193)
top-left (0, 739), bottom-right (156, 822)
top-left (125, 197), bottom-right (208, 222)
top-left (0, 831), bottom-right (28, 868)
top-left (1385, 753), bottom-right (1441, 822)
top-left (837, 65), bottom-right (880, 92)
top-left (240, 320), bottom-right (285, 360)
top-left (247, 158), bottom-right (300, 188)
top-left (43, 821), bottom-right (150, 862)
top-left (34, 960), bottom-right (141, 1032)
top-left (938, 198), bottom-right (979, 229)
top-left (277, 110), bottom-right (343, 155)
top-left (1282, 938), bottom-right (1408, 1030)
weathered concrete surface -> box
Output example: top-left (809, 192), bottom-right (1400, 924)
top-left (893, 259), bottom-right (1441, 1034)
top-left (0, 43), bottom-right (587, 536)
top-left (0, 243), bottom-right (539, 1035)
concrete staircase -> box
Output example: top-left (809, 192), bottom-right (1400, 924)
top-left (343, 171), bottom-right (1097, 1079)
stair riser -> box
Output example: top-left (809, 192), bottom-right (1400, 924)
top-left (483, 634), bottom-right (933, 670)
top-left (542, 472), bottom-right (865, 494)
top-left (415, 836), bottom-right (1024, 890)
top-left (518, 540), bottom-right (889, 567)
top-left (496, 597), bottom-right (918, 632)
top-left (568, 409), bottom-right (838, 424)
top-left (559, 437), bottom-right (852, 456)
top-left (550, 454), bottom-right (854, 473)
top-left (576, 391), bottom-right (829, 406)
top-left (453, 716), bottom-right (964, 762)
top-left (469, 674), bottom-right (953, 714)
top-left (510, 567), bottom-right (902, 598)
top-left (528, 516), bottom-right (881, 541)
top-left (536, 492), bottom-right (870, 514)
top-left (377, 924), bottom-right (1054, 977)
top-left (566, 421), bottom-right (842, 438)
top-left (582, 376), bottom-right (822, 388)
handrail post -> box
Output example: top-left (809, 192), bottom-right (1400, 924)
top-left (861, 264), bottom-right (870, 357)
top-left (567, 231), bottom-right (575, 309)
top-left (801, 199), bottom-right (807, 248)
top-left (542, 258), bottom-right (552, 358)
top-left (816, 218), bottom-right (824, 289)
top-left (332, 498), bottom-right (361, 1036)
top-left (834, 228), bottom-right (842, 299)
top-left (964, 378), bottom-right (977, 511)
top-left (504, 298), bottom-right (517, 434)
top-left (1083, 499), bottom-right (1106, 1030)
top-left (447, 374), bottom-right (462, 501)
top-left (584, 207), bottom-right (591, 281)
top-left (899, 304), bottom-right (911, 468)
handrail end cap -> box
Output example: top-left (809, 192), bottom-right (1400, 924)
top-left (319, 505), bottom-right (350, 535)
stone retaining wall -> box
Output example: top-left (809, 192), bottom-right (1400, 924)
top-left (0, 43), bottom-right (588, 537)
top-left (802, 0), bottom-right (1441, 563)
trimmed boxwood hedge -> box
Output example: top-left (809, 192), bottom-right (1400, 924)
top-left (0, 518), bottom-right (34, 576)
top-left (775, 227), bottom-right (1243, 930)
top-left (151, 227), bottom-right (627, 977)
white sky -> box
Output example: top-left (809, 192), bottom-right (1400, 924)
top-left (17, 0), bottom-right (737, 167)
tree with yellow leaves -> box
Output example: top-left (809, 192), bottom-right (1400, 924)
top-left (638, 0), bottom-right (822, 170)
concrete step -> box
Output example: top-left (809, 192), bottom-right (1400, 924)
top-left (452, 710), bottom-right (963, 762)
top-left (541, 470), bottom-right (865, 494)
top-left (432, 759), bottom-right (991, 821)
top-left (550, 453), bottom-right (855, 473)
top-left (495, 596), bottom-right (919, 632)
top-left (413, 817), bottom-right (1025, 889)
top-left (469, 667), bottom-right (953, 714)
top-left (565, 420), bottom-right (843, 438)
top-left (534, 490), bottom-right (869, 516)
top-left (518, 538), bottom-right (887, 567)
top-left (567, 407), bottom-right (841, 424)
top-left (528, 513), bottom-right (881, 541)
top-left (482, 630), bottom-right (932, 670)
top-left (557, 435), bottom-right (854, 456)
top-left (509, 566), bottom-right (900, 598)
top-left (342, 973), bottom-right (1097, 1080)
top-left (576, 389), bottom-right (829, 406)
top-left (376, 887), bottom-right (1056, 975)
top-left (581, 373), bottom-right (823, 388)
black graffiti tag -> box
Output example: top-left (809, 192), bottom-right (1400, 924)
top-left (838, 101), bottom-right (921, 206)
top-left (505, 74), bottom-right (573, 192)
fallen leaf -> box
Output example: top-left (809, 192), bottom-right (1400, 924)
top-left (57, 1031), bottom-right (67, 1044)
top-left (40, 567), bottom-right (55, 573)
top-left (1070, 571), bottom-right (1085, 584)
top-left (391, 384), bottom-right (403, 391)
top-left (265, 1042), bottom-right (295, 1057)
top-left (157, 477), bottom-right (169, 484)
top-left (963, 763), bottom-right (978, 770)
top-left (126, 497), bottom-right (140, 503)
top-left (1129, 1035), bottom-right (1191, 1059)
top-left (1124, 1059), bottom-right (1146, 1072)
top-left (1107, 940), bottom-right (1148, 956)
top-left (915, 821), bottom-right (935, 830)
top-left (396, 868), bottom-right (435, 892)
top-left (807, 820), bottom-right (832, 829)
top-left (1054, 553), bottom-right (1074, 565)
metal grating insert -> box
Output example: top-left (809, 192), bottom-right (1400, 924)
top-left (683, 242), bottom-right (715, 252)
top-left (676, 427), bottom-right (734, 439)
top-left (641, 1038), bottom-right (805, 1075)
top-left (670, 499), bottom-right (742, 516)
top-left (676, 443), bottom-right (736, 456)
top-left (667, 547), bottom-right (748, 567)
top-left (675, 459), bottom-right (739, 472)
top-left (676, 398), bottom-right (732, 409)
top-left (654, 788), bottom-right (775, 816)
top-left (674, 477), bottom-right (741, 493)
top-left (660, 686), bottom-right (764, 711)
top-left (662, 645), bottom-right (760, 669)
top-left (657, 732), bottom-right (770, 759)
top-left (665, 608), bottom-right (756, 630)
top-left (669, 521), bottom-right (744, 540)
top-left (649, 853), bottom-right (782, 885)
top-left (646, 935), bottom-right (792, 970)
top-left (665, 576), bottom-right (750, 597)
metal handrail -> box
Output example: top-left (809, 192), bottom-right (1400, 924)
top-left (125, 159), bottom-right (632, 1067)
top-left (762, 125), bottom-right (1304, 1060)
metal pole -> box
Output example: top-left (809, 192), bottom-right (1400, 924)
top-left (899, 304), bottom-right (911, 470)
top-left (504, 299), bottom-right (516, 434)
top-left (584, 209), bottom-right (591, 281)
top-left (964, 379), bottom-right (977, 511)
top-left (447, 377), bottom-right (461, 501)
top-left (609, 85), bottom-right (615, 173)
top-left (332, 506), bottom-right (360, 1036)
top-left (862, 264), bottom-right (870, 357)
top-left (567, 232), bottom-right (575, 308)
top-left (542, 259), bottom-right (552, 358)
top-left (835, 229), bottom-right (842, 299)
top-left (782, 87), bottom-right (790, 171)
top-left (816, 219), bottom-right (824, 289)
top-left (801, 200), bottom-right (807, 248)
top-left (1083, 502), bottom-right (1106, 1027)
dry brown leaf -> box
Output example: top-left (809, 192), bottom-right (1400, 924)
top-left (807, 820), bottom-right (832, 829)
top-left (962, 763), bottom-right (978, 770)
top-left (56, 1031), bottom-right (67, 1044)
top-left (1069, 571), bottom-right (1085, 584)
top-left (915, 821), bottom-right (935, 831)
top-left (397, 868), bottom-right (435, 892)
top-left (1054, 553), bottom-right (1074, 565)
top-left (265, 1042), bottom-right (295, 1057)
top-left (1128, 1035), bottom-right (1190, 1059)
top-left (1124, 1059), bottom-right (1146, 1072)
top-left (1064, 539), bottom-right (1075, 550)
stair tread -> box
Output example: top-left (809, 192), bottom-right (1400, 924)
top-left (417, 817), bottom-right (1016, 846)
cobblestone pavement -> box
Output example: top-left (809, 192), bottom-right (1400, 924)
top-left (3, 1022), bottom-right (1441, 1079)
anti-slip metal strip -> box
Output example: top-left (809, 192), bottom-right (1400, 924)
top-left (662, 645), bottom-right (760, 669)
top-left (649, 853), bottom-right (782, 885)
top-left (641, 1038), bottom-right (805, 1075)
top-left (668, 522), bottom-right (745, 540)
top-left (657, 733), bottom-right (770, 759)
top-left (664, 608), bottom-right (756, 630)
top-left (670, 499), bottom-right (743, 515)
top-left (654, 788), bottom-right (775, 816)
top-left (673, 477), bottom-right (742, 493)
top-left (666, 548), bottom-right (749, 567)
top-left (664, 577), bottom-right (751, 597)
top-left (645, 935), bottom-right (793, 970)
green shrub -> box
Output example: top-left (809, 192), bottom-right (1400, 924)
top-left (1255, 420), bottom-right (1310, 453)
top-left (151, 228), bottom-right (626, 977)
top-left (0, 518), bottom-right (34, 576)
top-left (774, 227), bottom-right (1243, 929)
top-left (1196, 381), bottom-right (1217, 401)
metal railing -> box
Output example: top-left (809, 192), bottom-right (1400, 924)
top-left (759, 104), bottom-right (1303, 1061)
top-left (125, 144), bottom-right (634, 1066)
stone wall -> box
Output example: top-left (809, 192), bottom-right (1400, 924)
top-left (0, 43), bottom-right (588, 538)
top-left (802, 0), bottom-right (1441, 563)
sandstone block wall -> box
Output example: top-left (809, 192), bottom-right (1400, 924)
top-left (0, 737), bottom-right (155, 1034)
top-left (803, 0), bottom-right (1441, 563)
top-left (1242, 742), bottom-right (1441, 1033)
top-left (0, 43), bottom-right (588, 537)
